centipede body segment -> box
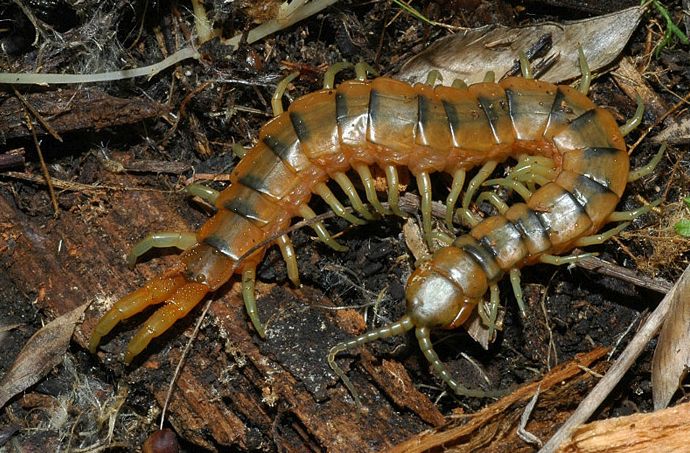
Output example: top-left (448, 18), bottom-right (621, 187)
top-left (89, 59), bottom-right (654, 404)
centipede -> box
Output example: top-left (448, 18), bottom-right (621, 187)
top-left (89, 54), bottom-right (662, 406)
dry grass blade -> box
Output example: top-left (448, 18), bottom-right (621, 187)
top-left (652, 264), bottom-right (690, 409)
top-left (0, 303), bottom-right (88, 409)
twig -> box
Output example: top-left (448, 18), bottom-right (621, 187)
top-left (22, 109), bottom-right (59, 216)
top-left (13, 88), bottom-right (63, 142)
top-left (574, 254), bottom-right (673, 293)
top-left (538, 263), bottom-right (687, 453)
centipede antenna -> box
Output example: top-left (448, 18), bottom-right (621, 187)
top-left (241, 267), bottom-right (266, 338)
top-left (509, 269), bottom-right (526, 317)
top-left (577, 46), bottom-right (591, 94)
top-left (126, 232), bottom-right (198, 268)
top-left (186, 183), bottom-right (220, 204)
top-left (354, 61), bottom-right (378, 81)
top-left (276, 234), bottom-right (301, 286)
top-left (297, 205), bottom-right (347, 251)
top-left (271, 71), bottom-right (300, 116)
top-left (628, 144), bottom-right (666, 182)
top-left (619, 94), bottom-right (644, 137)
top-left (519, 51), bottom-right (533, 79)
top-left (328, 316), bottom-right (414, 407)
top-left (424, 69), bottom-right (443, 86)
top-left (354, 164), bottom-right (389, 215)
top-left (483, 71), bottom-right (495, 83)
top-left (416, 327), bottom-right (499, 398)
top-left (323, 61), bottom-right (354, 89)
top-left (384, 165), bottom-right (405, 217)
top-left (462, 160), bottom-right (498, 209)
top-left (416, 172), bottom-right (433, 246)
top-left (445, 169), bottom-right (466, 229)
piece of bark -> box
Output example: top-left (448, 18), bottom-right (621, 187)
top-left (0, 88), bottom-right (166, 141)
top-left (558, 401), bottom-right (690, 453)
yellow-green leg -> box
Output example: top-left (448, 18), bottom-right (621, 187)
top-left (126, 232), bottom-right (198, 268)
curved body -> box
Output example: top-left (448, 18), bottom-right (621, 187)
top-left (90, 74), bottom-right (630, 391)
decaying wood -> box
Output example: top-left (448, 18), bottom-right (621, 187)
top-left (558, 401), bottom-right (690, 453)
top-left (0, 88), bottom-right (166, 140)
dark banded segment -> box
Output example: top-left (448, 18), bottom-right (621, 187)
top-left (470, 216), bottom-right (528, 271)
top-left (552, 109), bottom-right (626, 154)
top-left (335, 80), bottom-right (370, 146)
top-left (504, 204), bottom-right (551, 257)
top-left (415, 85), bottom-right (452, 149)
top-left (474, 84), bottom-right (514, 145)
top-left (436, 85), bottom-right (494, 151)
top-left (232, 142), bottom-right (298, 200)
top-left (214, 183), bottom-right (281, 227)
top-left (199, 211), bottom-right (266, 261)
top-left (367, 78), bottom-right (418, 155)
top-left (258, 114), bottom-right (311, 172)
top-left (543, 85), bottom-right (596, 139)
top-left (562, 146), bottom-right (629, 197)
top-left (287, 89), bottom-right (339, 160)
top-left (555, 170), bottom-right (620, 227)
top-left (501, 77), bottom-right (556, 141)
top-left (452, 235), bottom-right (502, 282)
top-left (527, 183), bottom-right (592, 247)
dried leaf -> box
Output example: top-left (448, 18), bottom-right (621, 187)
top-left (397, 6), bottom-right (645, 85)
top-left (0, 303), bottom-right (88, 410)
top-left (652, 265), bottom-right (690, 409)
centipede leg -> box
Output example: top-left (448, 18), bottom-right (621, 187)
top-left (416, 171), bottom-right (434, 246)
top-left (186, 183), bottom-right (220, 204)
top-left (539, 252), bottom-right (597, 266)
top-left (573, 222), bottom-right (631, 247)
top-left (328, 316), bottom-right (414, 407)
top-left (606, 198), bottom-right (662, 222)
top-left (451, 79), bottom-right (468, 89)
top-left (577, 46), bottom-right (591, 94)
top-left (383, 165), bottom-right (404, 217)
top-left (509, 269), bottom-right (526, 318)
top-left (519, 51), bottom-right (533, 79)
top-left (445, 169), bottom-right (466, 229)
top-left (271, 71), bottom-right (300, 116)
top-left (455, 161), bottom-right (498, 225)
top-left (297, 205), bottom-right (347, 251)
top-left (628, 144), bottom-right (666, 182)
top-left (475, 191), bottom-right (509, 214)
top-left (619, 94), bottom-right (644, 137)
top-left (232, 143), bottom-right (249, 158)
top-left (424, 69), bottom-right (442, 86)
top-left (332, 171), bottom-right (376, 220)
top-left (483, 71), bottom-right (495, 83)
top-left (416, 326), bottom-right (501, 398)
top-left (323, 61), bottom-right (354, 89)
top-left (481, 177), bottom-right (533, 202)
top-left (314, 182), bottom-right (367, 225)
top-left (276, 234), bottom-right (300, 286)
top-left (241, 267), bottom-right (266, 338)
top-left (126, 232), bottom-right (197, 268)
top-left (354, 163), bottom-right (389, 215)
top-left (124, 281), bottom-right (209, 363)
top-left (354, 61), bottom-right (378, 81)
top-left (89, 274), bottom-right (187, 354)
top-left (455, 207), bottom-right (482, 227)
top-left (477, 285), bottom-right (500, 335)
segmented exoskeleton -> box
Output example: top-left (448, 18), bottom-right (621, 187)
top-left (89, 55), bottom-right (661, 405)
